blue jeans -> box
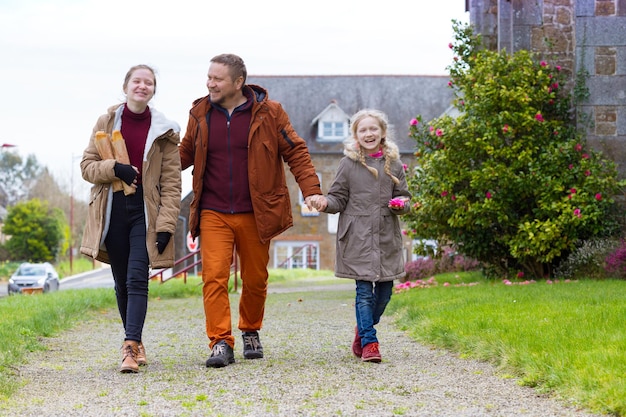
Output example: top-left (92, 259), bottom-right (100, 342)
top-left (355, 280), bottom-right (394, 347)
top-left (105, 186), bottom-right (149, 342)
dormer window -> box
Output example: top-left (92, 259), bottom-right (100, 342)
top-left (322, 121), bottom-right (346, 140)
top-left (312, 100), bottom-right (350, 143)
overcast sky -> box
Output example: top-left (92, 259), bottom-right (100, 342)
top-left (0, 0), bottom-right (469, 198)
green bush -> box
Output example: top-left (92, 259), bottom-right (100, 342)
top-left (404, 21), bottom-right (625, 279)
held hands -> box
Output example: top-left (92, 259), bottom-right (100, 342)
top-left (305, 194), bottom-right (328, 212)
top-left (156, 232), bottom-right (171, 254)
top-left (114, 162), bottom-right (139, 186)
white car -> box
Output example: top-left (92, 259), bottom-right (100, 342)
top-left (8, 262), bottom-right (60, 295)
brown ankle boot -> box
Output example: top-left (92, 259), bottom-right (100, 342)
top-left (136, 342), bottom-right (147, 366)
top-left (120, 340), bottom-right (139, 373)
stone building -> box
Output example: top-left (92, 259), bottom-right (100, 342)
top-left (468, 0), bottom-right (626, 176)
top-left (175, 75), bottom-right (454, 272)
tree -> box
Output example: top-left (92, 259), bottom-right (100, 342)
top-left (1, 199), bottom-right (66, 262)
top-left (404, 21), bottom-right (626, 278)
top-left (0, 150), bottom-right (42, 206)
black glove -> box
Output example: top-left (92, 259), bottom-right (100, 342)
top-left (114, 162), bottom-right (137, 186)
top-left (156, 232), bottom-right (171, 254)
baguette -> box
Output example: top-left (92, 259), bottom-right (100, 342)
top-left (110, 130), bottom-right (135, 196)
top-left (94, 131), bottom-right (124, 193)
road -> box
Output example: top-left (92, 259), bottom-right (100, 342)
top-left (0, 266), bottom-right (115, 297)
top-left (57, 267), bottom-right (115, 290)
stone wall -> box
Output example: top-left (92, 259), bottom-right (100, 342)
top-left (470, 0), bottom-right (626, 177)
top-left (576, 0), bottom-right (626, 176)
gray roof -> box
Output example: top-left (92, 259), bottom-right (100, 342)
top-left (247, 75), bottom-right (454, 154)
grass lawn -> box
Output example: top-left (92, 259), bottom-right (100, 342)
top-left (0, 269), bottom-right (624, 416)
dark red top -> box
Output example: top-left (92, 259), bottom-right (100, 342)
top-left (121, 105), bottom-right (150, 185)
top-left (200, 92), bottom-right (254, 213)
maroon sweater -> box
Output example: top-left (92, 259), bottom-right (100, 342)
top-left (121, 105), bottom-right (150, 185)
top-left (200, 94), bottom-right (253, 213)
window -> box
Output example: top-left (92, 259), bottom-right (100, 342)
top-left (318, 120), bottom-right (348, 142)
top-left (313, 102), bottom-right (350, 142)
top-left (322, 121), bottom-right (345, 139)
top-left (273, 242), bottom-right (319, 270)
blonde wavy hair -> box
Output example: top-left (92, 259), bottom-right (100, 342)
top-left (348, 109), bottom-right (400, 185)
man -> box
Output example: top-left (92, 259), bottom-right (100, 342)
top-left (179, 53), bottom-right (322, 368)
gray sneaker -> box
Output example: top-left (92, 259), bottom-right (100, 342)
top-left (205, 340), bottom-right (235, 368)
top-left (242, 331), bottom-right (264, 359)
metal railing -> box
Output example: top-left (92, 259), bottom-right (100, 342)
top-left (151, 242), bottom-right (318, 288)
top-left (149, 248), bottom-right (240, 291)
top-left (276, 243), bottom-right (318, 270)
top-left (149, 250), bottom-right (201, 284)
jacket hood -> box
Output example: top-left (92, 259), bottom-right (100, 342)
top-left (106, 103), bottom-right (180, 144)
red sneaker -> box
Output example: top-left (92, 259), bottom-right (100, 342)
top-left (362, 342), bottom-right (381, 363)
top-left (352, 326), bottom-right (362, 358)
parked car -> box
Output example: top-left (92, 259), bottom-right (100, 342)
top-left (7, 262), bottom-right (60, 295)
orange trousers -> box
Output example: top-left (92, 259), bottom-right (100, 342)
top-left (199, 210), bottom-right (270, 349)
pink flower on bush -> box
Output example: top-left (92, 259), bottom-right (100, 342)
top-left (502, 124), bottom-right (509, 133)
top-left (410, 118), bottom-right (419, 126)
top-left (401, 229), bottom-right (408, 235)
top-left (595, 193), bottom-right (602, 201)
top-left (486, 191), bottom-right (492, 199)
top-left (568, 164), bottom-right (574, 170)
top-left (540, 61), bottom-right (547, 67)
top-left (582, 153), bottom-right (589, 159)
top-left (570, 188), bottom-right (577, 194)
top-left (402, 163), bottom-right (408, 172)
top-left (448, 42), bottom-right (453, 49)
top-left (429, 126), bottom-right (434, 132)
top-left (556, 65), bottom-right (561, 71)
top-left (435, 128), bottom-right (444, 137)
top-left (575, 143), bottom-right (582, 151)
top-left (441, 191), bottom-right (448, 197)
top-left (535, 113), bottom-right (544, 122)
top-left (451, 195), bottom-right (456, 201)
top-left (517, 271), bottom-right (524, 278)
top-left (584, 170), bottom-right (591, 176)
top-left (448, 81), bottom-right (453, 87)
top-left (574, 208), bottom-right (581, 218)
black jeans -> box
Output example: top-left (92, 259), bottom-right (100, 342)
top-left (105, 185), bottom-right (149, 342)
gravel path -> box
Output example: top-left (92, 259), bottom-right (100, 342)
top-left (0, 283), bottom-right (604, 417)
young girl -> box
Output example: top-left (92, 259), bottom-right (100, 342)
top-left (80, 65), bottom-right (181, 373)
top-left (310, 109), bottom-right (411, 362)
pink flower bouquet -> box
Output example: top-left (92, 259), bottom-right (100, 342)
top-left (389, 198), bottom-right (406, 209)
